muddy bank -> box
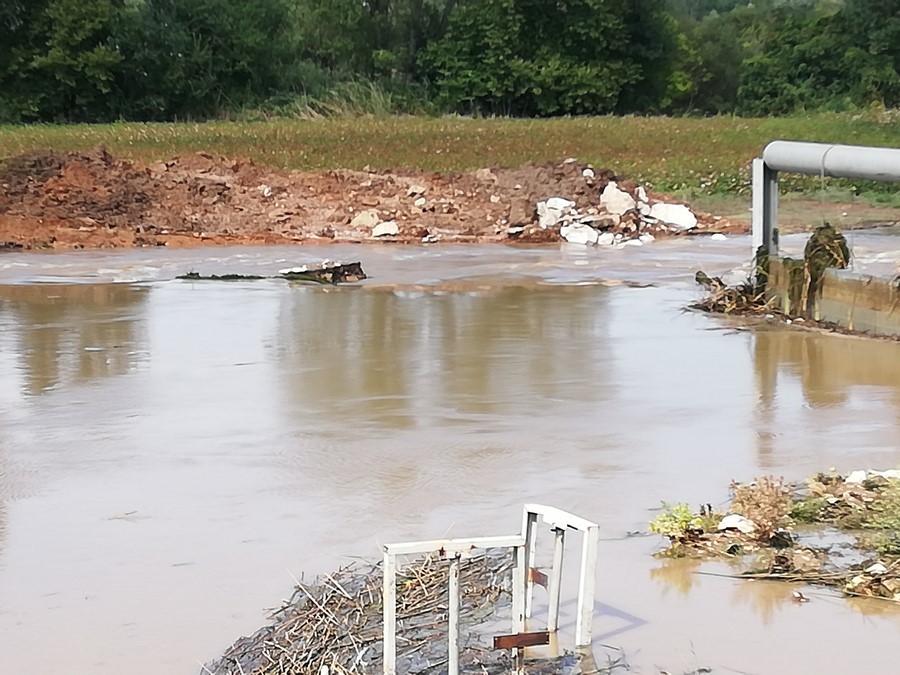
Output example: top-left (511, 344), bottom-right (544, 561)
top-left (0, 150), bottom-right (739, 251)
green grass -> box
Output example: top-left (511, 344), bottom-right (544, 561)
top-left (0, 112), bottom-right (897, 196)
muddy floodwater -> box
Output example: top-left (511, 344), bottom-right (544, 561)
top-left (2, 235), bottom-right (900, 674)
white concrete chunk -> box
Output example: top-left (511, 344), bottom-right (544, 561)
top-left (537, 197), bottom-right (576, 229)
top-left (560, 223), bottom-right (599, 246)
top-left (350, 209), bottom-right (380, 229)
top-left (372, 221), bottom-right (399, 237)
top-left (546, 197), bottom-right (576, 211)
top-left (649, 203), bottom-right (698, 231)
top-left (599, 182), bottom-right (636, 216)
top-left (718, 514), bottom-right (756, 534)
top-left (597, 232), bottom-right (615, 246)
top-left (845, 470), bottom-right (868, 484)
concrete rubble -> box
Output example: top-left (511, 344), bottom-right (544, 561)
top-left (532, 171), bottom-right (708, 248)
top-left (372, 220), bottom-right (399, 237)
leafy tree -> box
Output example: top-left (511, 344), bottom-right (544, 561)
top-left (111, 0), bottom-right (296, 120)
top-left (835, 0), bottom-right (900, 107)
top-left (0, 0), bottom-right (122, 121)
top-left (736, 1), bottom-right (899, 115)
top-left (422, 0), bottom-right (678, 116)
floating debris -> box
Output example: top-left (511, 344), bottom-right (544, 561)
top-left (650, 470), bottom-right (900, 603)
top-left (202, 551), bottom-right (612, 675)
top-left (693, 224), bottom-right (850, 320)
top-left (178, 261), bottom-right (366, 285)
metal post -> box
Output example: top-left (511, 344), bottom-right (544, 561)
top-left (763, 163), bottom-right (779, 256)
top-left (547, 528), bottom-right (566, 631)
top-left (383, 552), bottom-right (397, 675)
top-left (575, 526), bottom-right (599, 647)
top-left (751, 157), bottom-right (765, 253)
top-left (448, 554), bottom-right (461, 675)
top-left (511, 543), bottom-right (526, 634)
top-left (751, 157), bottom-right (780, 259)
top-left (523, 512), bottom-right (538, 619)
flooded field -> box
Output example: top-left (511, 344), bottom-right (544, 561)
top-left (1, 236), bottom-right (900, 674)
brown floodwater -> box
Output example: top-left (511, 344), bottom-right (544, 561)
top-left (1, 236), bottom-right (900, 674)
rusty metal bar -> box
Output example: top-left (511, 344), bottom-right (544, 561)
top-left (493, 631), bottom-right (551, 650)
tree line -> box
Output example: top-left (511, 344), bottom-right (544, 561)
top-left (0, 0), bottom-right (897, 123)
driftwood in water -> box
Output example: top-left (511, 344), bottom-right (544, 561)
top-left (178, 272), bottom-right (265, 281)
top-left (177, 261), bottom-right (366, 285)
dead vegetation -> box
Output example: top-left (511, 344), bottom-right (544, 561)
top-left (203, 551), bottom-right (612, 675)
top-left (650, 470), bottom-right (900, 603)
top-left (693, 223), bottom-right (850, 317)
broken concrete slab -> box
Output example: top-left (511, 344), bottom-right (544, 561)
top-left (600, 182), bottom-right (636, 216)
top-left (560, 223), bottom-right (600, 246)
top-left (350, 209), bottom-right (380, 229)
top-left (649, 203), bottom-right (698, 231)
top-left (537, 197), bottom-right (576, 229)
top-left (372, 221), bottom-right (399, 237)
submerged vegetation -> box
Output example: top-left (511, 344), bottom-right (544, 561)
top-left (651, 470), bottom-right (900, 602)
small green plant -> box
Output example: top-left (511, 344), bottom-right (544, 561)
top-left (874, 533), bottom-right (900, 557)
top-left (650, 502), bottom-right (703, 541)
top-left (863, 479), bottom-right (900, 533)
top-left (790, 497), bottom-right (827, 523)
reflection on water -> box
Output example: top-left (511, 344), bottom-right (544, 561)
top-left (273, 284), bottom-right (615, 523)
top-left (0, 284), bottom-right (149, 395)
top-left (275, 285), bottom-right (610, 429)
top-left (754, 327), bottom-right (900, 410)
top-left (751, 325), bottom-right (900, 471)
top-left (650, 557), bottom-right (809, 625)
top-left (650, 557), bottom-right (705, 597)
top-left (729, 574), bottom-right (801, 626)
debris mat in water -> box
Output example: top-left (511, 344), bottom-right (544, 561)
top-left (202, 551), bottom-right (606, 675)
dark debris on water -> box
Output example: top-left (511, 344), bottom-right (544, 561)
top-left (178, 261), bottom-right (366, 285)
top-left (202, 551), bottom-right (611, 675)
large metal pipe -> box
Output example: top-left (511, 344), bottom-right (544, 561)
top-left (762, 141), bottom-right (900, 182)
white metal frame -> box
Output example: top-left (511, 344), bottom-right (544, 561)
top-left (522, 504), bottom-right (600, 647)
top-left (382, 504), bottom-right (599, 675)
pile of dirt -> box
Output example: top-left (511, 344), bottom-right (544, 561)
top-left (0, 149), bottom-right (740, 251)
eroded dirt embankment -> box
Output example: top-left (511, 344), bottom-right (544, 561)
top-left (0, 150), bottom-right (740, 251)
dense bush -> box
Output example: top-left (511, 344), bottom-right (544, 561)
top-left (0, 0), bottom-right (897, 122)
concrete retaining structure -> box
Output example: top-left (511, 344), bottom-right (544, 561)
top-left (767, 256), bottom-right (900, 337)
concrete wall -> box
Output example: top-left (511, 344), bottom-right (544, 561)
top-left (767, 257), bottom-right (900, 337)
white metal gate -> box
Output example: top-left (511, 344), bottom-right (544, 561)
top-left (382, 504), bottom-right (599, 675)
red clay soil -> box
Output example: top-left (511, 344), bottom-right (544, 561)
top-left (0, 150), bottom-right (741, 251)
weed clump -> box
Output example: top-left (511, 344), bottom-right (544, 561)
top-left (730, 475), bottom-right (793, 543)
